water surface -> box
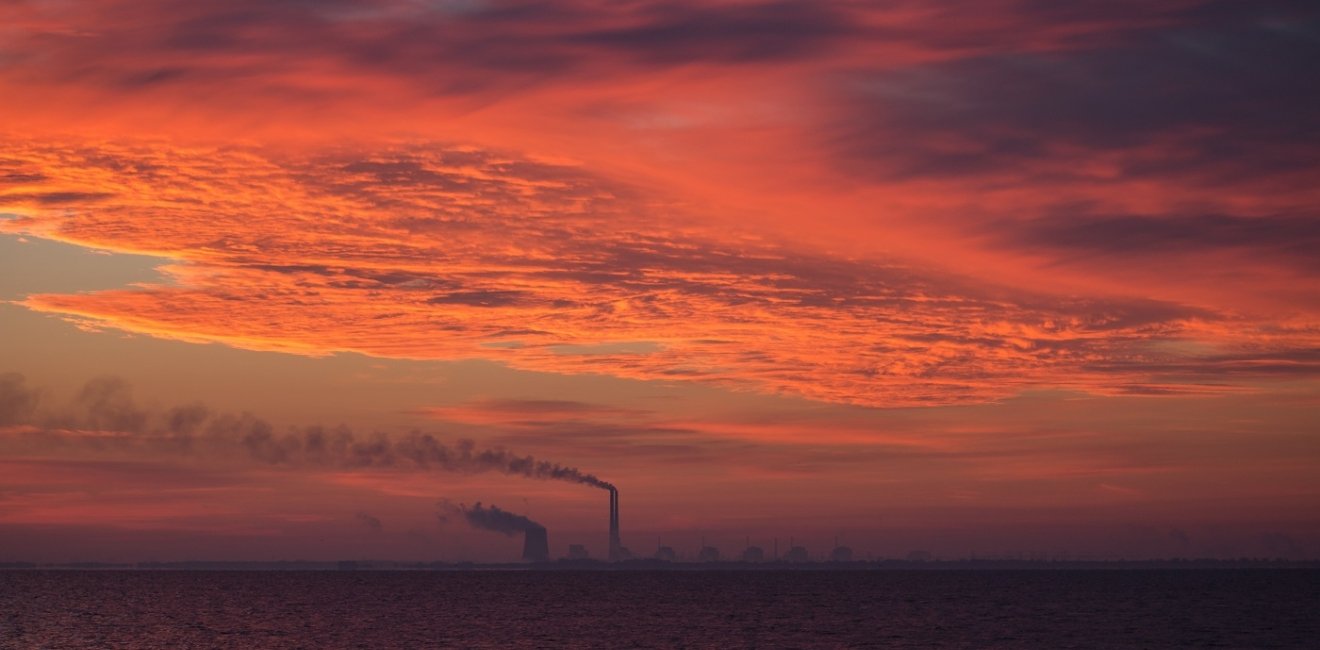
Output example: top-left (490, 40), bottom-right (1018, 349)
top-left (2, 569), bottom-right (1316, 648)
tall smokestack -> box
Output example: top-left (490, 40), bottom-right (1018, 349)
top-left (609, 486), bottom-right (621, 561)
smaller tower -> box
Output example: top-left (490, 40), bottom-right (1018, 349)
top-left (522, 526), bottom-right (549, 562)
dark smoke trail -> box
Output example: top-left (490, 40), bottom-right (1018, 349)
top-left (439, 501), bottom-right (544, 535)
top-left (238, 430), bottom-right (615, 491)
top-left (0, 373), bottom-right (615, 492)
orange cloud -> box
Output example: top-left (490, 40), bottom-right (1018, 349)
top-left (4, 136), bottom-right (1316, 406)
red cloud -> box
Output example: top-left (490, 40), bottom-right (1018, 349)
top-left (5, 138), bottom-right (1316, 406)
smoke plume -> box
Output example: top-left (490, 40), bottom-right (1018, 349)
top-left (355, 512), bottom-right (384, 533)
top-left (0, 372), bottom-right (40, 426)
top-left (439, 501), bottom-right (545, 535)
top-left (0, 373), bottom-right (614, 492)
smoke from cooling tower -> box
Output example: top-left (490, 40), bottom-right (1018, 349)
top-left (440, 501), bottom-right (542, 535)
top-left (440, 501), bottom-right (551, 562)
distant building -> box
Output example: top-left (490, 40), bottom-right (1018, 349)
top-left (829, 546), bottom-right (853, 562)
top-left (655, 546), bottom-right (677, 561)
top-left (741, 546), bottom-right (765, 562)
top-left (698, 546), bottom-right (720, 562)
top-left (785, 546), bottom-right (809, 563)
top-left (906, 550), bottom-right (932, 562)
top-left (567, 544), bottom-right (590, 560)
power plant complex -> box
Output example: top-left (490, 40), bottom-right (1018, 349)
top-left (506, 485), bottom-right (855, 564)
top-left (513, 485), bottom-right (627, 562)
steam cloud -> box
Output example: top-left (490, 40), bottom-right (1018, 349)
top-left (0, 372), bottom-right (39, 426)
top-left (355, 512), bottom-right (384, 533)
top-left (439, 501), bottom-right (545, 535)
top-left (0, 372), bottom-right (614, 491)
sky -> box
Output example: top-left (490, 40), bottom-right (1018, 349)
top-left (1, 0), bottom-right (1317, 563)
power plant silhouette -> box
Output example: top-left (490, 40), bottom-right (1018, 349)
top-left (504, 485), bottom-right (628, 562)
top-left (490, 487), bottom-right (857, 564)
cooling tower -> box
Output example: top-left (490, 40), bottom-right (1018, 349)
top-left (522, 525), bottom-right (549, 563)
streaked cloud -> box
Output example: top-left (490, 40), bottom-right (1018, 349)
top-left (6, 138), bottom-right (1314, 405)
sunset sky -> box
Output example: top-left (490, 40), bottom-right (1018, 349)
top-left (2, 0), bottom-right (1317, 563)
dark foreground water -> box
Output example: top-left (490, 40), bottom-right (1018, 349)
top-left (2, 570), bottom-right (1317, 649)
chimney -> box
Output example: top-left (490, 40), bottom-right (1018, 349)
top-left (522, 525), bottom-right (549, 563)
top-left (608, 487), bottom-right (621, 561)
